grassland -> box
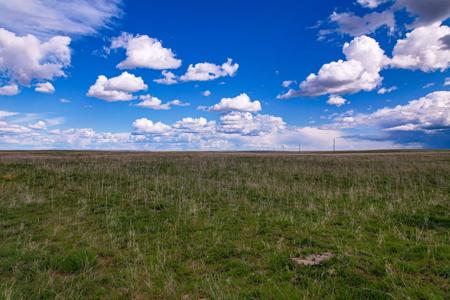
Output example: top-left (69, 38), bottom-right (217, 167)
top-left (0, 151), bottom-right (449, 299)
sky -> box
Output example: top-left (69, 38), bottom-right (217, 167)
top-left (0, 0), bottom-right (449, 151)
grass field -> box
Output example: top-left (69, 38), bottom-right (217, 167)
top-left (0, 151), bottom-right (449, 299)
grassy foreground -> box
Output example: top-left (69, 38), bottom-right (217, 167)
top-left (0, 151), bottom-right (449, 299)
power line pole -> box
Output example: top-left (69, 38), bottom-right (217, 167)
top-left (298, 143), bottom-right (301, 152)
top-left (333, 138), bottom-right (336, 152)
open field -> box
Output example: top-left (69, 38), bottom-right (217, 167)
top-left (0, 151), bottom-right (449, 299)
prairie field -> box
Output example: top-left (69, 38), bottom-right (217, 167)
top-left (0, 151), bottom-right (449, 299)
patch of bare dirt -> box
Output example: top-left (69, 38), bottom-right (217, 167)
top-left (292, 252), bottom-right (333, 266)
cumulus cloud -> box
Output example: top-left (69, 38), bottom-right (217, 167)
top-left (153, 59), bottom-right (239, 84)
top-left (0, 0), bottom-right (122, 38)
top-left (29, 120), bottom-right (46, 130)
top-left (276, 89), bottom-right (298, 100)
top-left (154, 70), bottom-right (178, 85)
top-left (373, 91), bottom-right (450, 131)
top-left (35, 82), bottom-right (55, 93)
top-left (133, 110), bottom-right (285, 139)
top-left (87, 72), bottom-right (147, 102)
top-left (132, 118), bottom-right (171, 134)
top-left (219, 112), bottom-right (285, 135)
top-left (0, 28), bottom-right (71, 86)
top-left (0, 111), bottom-right (46, 135)
top-left (327, 95), bottom-right (347, 106)
top-left (131, 111), bottom-right (286, 146)
top-left (0, 121), bottom-right (31, 134)
top-left (110, 32), bottom-right (181, 70)
top-left (128, 112), bottom-right (404, 150)
top-left (172, 117), bottom-right (216, 134)
top-left (0, 84), bottom-right (19, 96)
top-left (135, 95), bottom-right (189, 110)
top-left (334, 91), bottom-right (450, 132)
top-left (279, 35), bottom-right (386, 98)
top-left (356, 0), bottom-right (390, 8)
top-left (179, 58), bottom-right (239, 82)
top-left (207, 93), bottom-right (262, 113)
top-left (169, 99), bottom-right (190, 107)
top-left (0, 108), bottom-right (427, 150)
top-left (0, 111), bottom-right (135, 149)
top-left (282, 80), bottom-right (295, 88)
top-left (135, 96), bottom-right (170, 110)
top-left (203, 90), bottom-right (211, 97)
top-left (389, 24), bottom-right (450, 72)
top-left (377, 86), bottom-right (397, 94)
top-left (292, 22), bottom-right (449, 101)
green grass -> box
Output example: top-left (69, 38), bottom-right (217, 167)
top-left (0, 151), bottom-right (449, 299)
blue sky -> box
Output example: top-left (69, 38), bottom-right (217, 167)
top-left (0, 0), bottom-right (449, 150)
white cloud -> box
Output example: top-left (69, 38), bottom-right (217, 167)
top-left (0, 108), bottom-right (422, 150)
top-left (87, 72), bottom-right (147, 102)
top-left (219, 112), bottom-right (285, 135)
top-left (180, 58), bottom-right (239, 82)
top-left (0, 112), bottom-right (137, 149)
top-left (389, 24), bottom-right (450, 72)
top-left (0, 28), bottom-right (71, 85)
top-left (133, 118), bottom-right (171, 134)
top-left (59, 98), bottom-right (71, 103)
top-left (173, 117), bottom-right (216, 134)
top-left (0, 121), bottom-right (31, 134)
top-left (377, 86), bottom-right (397, 94)
top-left (29, 120), bottom-right (46, 130)
top-left (279, 35), bottom-right (386, 98)
top-left (356, 0), bottom-right (389, 8)
top-left (135, 95), bottom-right (170, 110)
top-left (0, 0), bottom-right (122, 38)
top-left (135, 95), bottom-right (189, 110)
top-left (46, 128), bottom-right (132, 148)
top-left (282, 80), bottom-right (295, 88)
top-left (327, 10), bottom-right (395, 37)
top-left (35, 82), bottom-right (55, 93)
top-left (110, 32), bottom-right (181, 70)
top-left (203, 90), bottom-right (211, 97)
top-left (0, 110), bottom-right (18, 118)
top-left (0, 84), bottom-right (19, 96)
top-left (153, 59), bottom-right (239, 84)
top-left (132, 110), bottom-right (285, 141)
top-left (327, 95), bottom-right (347, 106)
top-left (445, 77), bottom-right (450, 86)
top-left (276, 89), bottom-right (298, 100)
top-left (333, 91), bottom-right (450, 132)
top-left (45, 117), bottom-right (64, 127)
top-left (169, 100), bottom-right (190, 107)
top-left (104, 72), bottom-right (147, 92)
top-left (154, 70), bottom-right (178, 85)
top-left (207, 93), bottom-right (262, 113)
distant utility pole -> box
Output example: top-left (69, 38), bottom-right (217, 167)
top-left (333, 138), bottom-right (336, 152)
top-left (298, 143), bottom-right (301, 152)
